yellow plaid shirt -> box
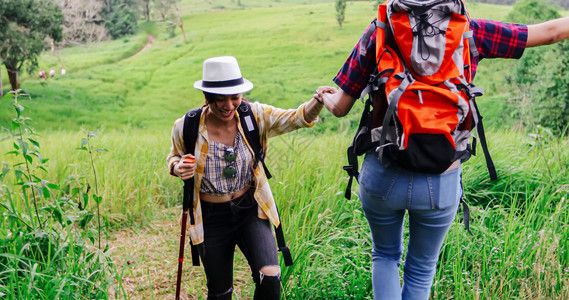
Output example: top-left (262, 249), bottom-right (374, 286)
top-left (167, 101), bottom-right (316, 245)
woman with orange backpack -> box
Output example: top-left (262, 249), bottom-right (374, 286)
top-left (317, 0), bottom-right (569, 298)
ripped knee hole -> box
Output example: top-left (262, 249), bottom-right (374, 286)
top-left (259, 265), bottom-right (281, 277)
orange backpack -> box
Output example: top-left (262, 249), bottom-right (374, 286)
top-left (344, 0), bottom-right (497, 200)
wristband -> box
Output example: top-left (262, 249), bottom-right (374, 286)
top-left (170, 162), bottom-right (178, 176)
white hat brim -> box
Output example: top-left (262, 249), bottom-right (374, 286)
top-left (193, 79), bottom-right (254, 95)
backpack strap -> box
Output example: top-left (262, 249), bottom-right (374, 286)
top-left (182, 106), bottom-right (205, 266)
top-left (463, 30), bottom-right (479, 59)
top-left (343, 98), bottom-right (372, 200)
top-left (377, 70), bottom-right (413, 161)
top-left (360, 19), bottom-right (386, 57)
top-left (182, 107), bottom-right (203, 221)
top-left (236, 101), bottom-right (292, 266)
top-left (469, 99), bottom-right (498, 181)
top-left (274, 206), bottom-right (294, 266)
top-left (460, 199), bottom-right (473, 235)
top-left (344, 17), bottom-right (395, 200)
top-left (237, 101), bottom-right (272, 179)
top-left (459, 173), bottom-right (473, 235)
top-left (344, 40), bottom-right (389, 200)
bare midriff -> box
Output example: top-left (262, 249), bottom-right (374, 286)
top-left (200, 185), bottom-right (252, 203)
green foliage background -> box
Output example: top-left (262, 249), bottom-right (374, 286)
top-left (102, 0), bottom-right (139, 39)
top-left (504, 0), bottom-right (569, 134)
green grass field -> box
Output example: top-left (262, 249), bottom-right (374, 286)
top-left (1, 0), bottom-right (529, 132)
top-left (1, 0), bottom-right (568, 299)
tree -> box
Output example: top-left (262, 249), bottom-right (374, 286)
top-left (140, 0), bottom-right (152, 22)
top-left (505, 0), bottom-right (569, 134)
top-left (54, 0), bottom-right (108, 46)
top-left (101, 0), bottom-right (138, 39)
top-left (0, 0), bottom-right (63, 91)
top-left (336, 0), bottom-right (347, 28)
top-left (172, 4), bottom-right (187, 42)
top-left (155, 0), bottom-right (179, 19)
top-left (155, 0), bottom-right (186, 41)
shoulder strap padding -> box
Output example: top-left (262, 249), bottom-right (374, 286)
top-left (237, 101), bottom-right (272, 179)
top-left (183, 107), bottom-right (203, 158)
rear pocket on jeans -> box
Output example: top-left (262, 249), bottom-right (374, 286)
top-left (359, 163), bottom-right (399, 200)
top-left (428, 167), bottom-right (460, 209)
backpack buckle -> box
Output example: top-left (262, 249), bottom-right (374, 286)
top-left (342, 165), bottom-right (359, 178)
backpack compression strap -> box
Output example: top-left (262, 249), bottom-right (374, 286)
top-left (468, 98), bottom-right (498, 181)
top-left (182, 106), bottom-right (205, 266)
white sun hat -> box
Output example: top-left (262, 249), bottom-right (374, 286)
top-left (193, 56), bottom-right (254, 95)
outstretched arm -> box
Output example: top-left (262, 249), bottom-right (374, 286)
top-left (527, 16), bottom-right (569, 47)
top-left (302, 97), bottom-right (324, 123)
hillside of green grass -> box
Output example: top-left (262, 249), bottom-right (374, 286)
top-left (1, 0), bottom-right (547, 133)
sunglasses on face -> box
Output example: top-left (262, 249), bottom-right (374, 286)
top-left (223, 147), bottom-right (237, 179)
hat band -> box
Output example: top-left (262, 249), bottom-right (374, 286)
top-left (202, 77), bottom-right (244, 88)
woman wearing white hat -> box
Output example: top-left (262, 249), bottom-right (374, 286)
top-left (167, 56), bottom-right (333, 299)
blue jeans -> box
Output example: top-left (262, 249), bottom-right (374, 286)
top-left (199, 191), bottom-right (280, 300)
top-left (358, 153), bottom-right (461, 300)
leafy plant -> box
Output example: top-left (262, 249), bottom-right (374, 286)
top-left (2, 92), bottom-right (46, 228)
top-left (77, 128), bottom-right (108, 249)
top-left (336, 0), bottom-right (347, 28)
top-left (0, 91), bottom-right (119, 298)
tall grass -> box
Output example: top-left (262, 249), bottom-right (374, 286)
top-left (436, 129), bottom-right (569, 298)
top-left (2, 125), bottom-right (566, 298)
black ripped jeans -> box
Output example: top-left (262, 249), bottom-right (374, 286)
top-left (198, 191), bottom-right (280, 300)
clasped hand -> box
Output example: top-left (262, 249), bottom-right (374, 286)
top-left (314, 86), bottom-right (338, 104)
top-left (174, 154), bottom-right (196, 180)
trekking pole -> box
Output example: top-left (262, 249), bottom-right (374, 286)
top-left (175, 157), bottom-right (195, 300)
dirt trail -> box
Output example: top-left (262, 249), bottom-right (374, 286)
top-left (127, 34), bottom-right (157, 60)
top-left (108, 207), bottom-right (253, 299)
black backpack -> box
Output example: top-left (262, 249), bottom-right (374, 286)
top-left (182, 101), bottom-right (293, 266)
